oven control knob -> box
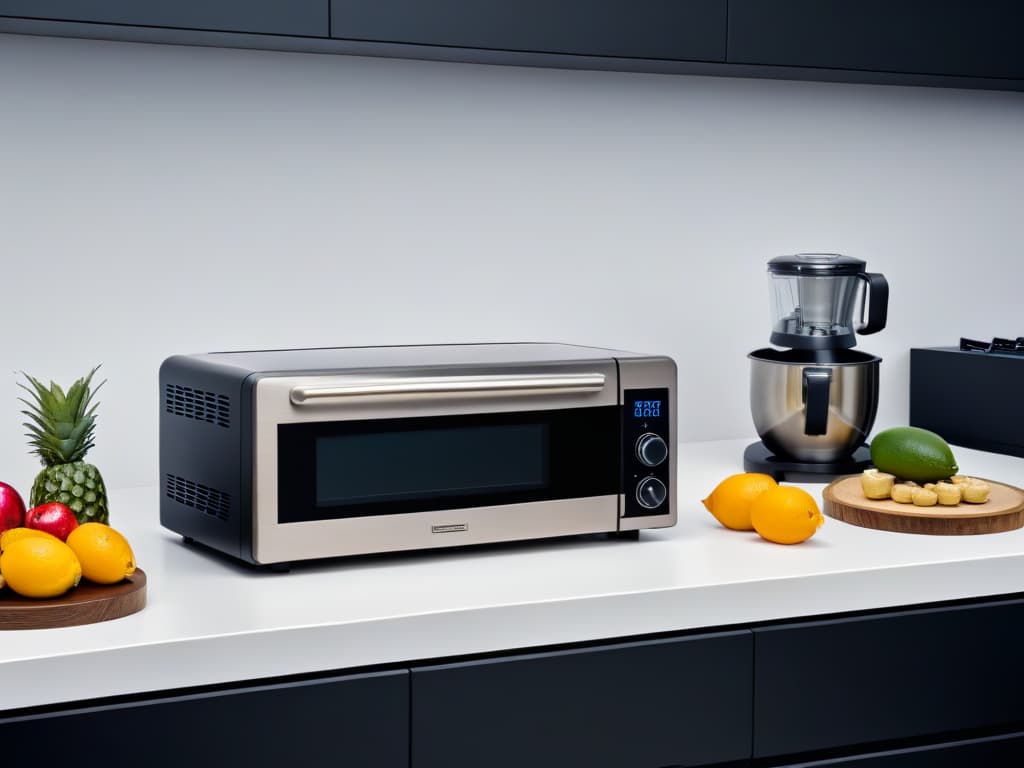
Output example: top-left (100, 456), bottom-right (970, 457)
top-left (635, 433), bottom-right (668, 467)
top-left (636, 477), bottom-right (668, 510)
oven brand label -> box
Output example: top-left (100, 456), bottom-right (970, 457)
top-left (431, 523), bottom-right (468, 534)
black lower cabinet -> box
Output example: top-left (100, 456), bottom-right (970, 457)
top-left (753, 598), bottom-right (1024, 759)
top-left (0, 669), bottom-right (409, 768)
top-left (727, 0), bottom-right (1024, 80)
top-left (330, 0), bottom-right (726, 62)
top-left (410, 630), bottom-right (753, 768)
top-left (779, 731), bottom-right (1024, 766)
top-left (0, 0), bottom-right (328, 37)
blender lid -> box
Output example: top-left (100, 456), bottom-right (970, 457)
top-left (768, 253), bottom-right (866, 276)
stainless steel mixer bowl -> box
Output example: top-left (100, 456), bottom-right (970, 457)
top-left (749, 348), bottom-right (881, 463)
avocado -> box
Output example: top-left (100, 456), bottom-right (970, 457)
top-left (870, 427), bottom-right (959, 484)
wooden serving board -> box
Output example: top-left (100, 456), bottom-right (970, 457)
top-left (823, 476), bottom-right (1024, 535)
top-left (0, 569), bottom-right (146, 630)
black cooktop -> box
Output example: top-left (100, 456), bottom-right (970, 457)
top-left (960, 337), bottom-right (1024, 355)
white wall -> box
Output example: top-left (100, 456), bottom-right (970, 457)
top-left (1, 33), bottom-right (1022, 493)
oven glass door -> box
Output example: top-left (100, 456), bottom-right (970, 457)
top-left (277, 406), bottom-right (619, 522)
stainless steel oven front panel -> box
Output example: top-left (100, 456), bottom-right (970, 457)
top-left (253, 361), bottom-right (619, 563)
top-left (618, 356), bottom-right (678, 532)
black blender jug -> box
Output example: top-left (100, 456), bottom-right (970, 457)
top-left (745, 254), bottom-right (889, 480)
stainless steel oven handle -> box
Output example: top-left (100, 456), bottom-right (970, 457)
top-left (290, 373), bottom-right (606, 404)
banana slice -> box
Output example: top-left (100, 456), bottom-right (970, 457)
top-left (861, 469), bottom-right (896, 500)
top-left (934, 482), bottom-right (962, 506)
top-left (911, 487), bottom-right (938, 507)
top-left (962, 481), bottom-right (991, 504)
top-left (890, 483), bottom-right (915, 503)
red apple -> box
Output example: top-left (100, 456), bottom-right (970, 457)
top-left (25, 502), bottom-right (79, 541)
top-left (0, 481), bottom-right (26, 535)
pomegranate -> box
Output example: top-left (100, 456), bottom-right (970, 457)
top-left (25, 502), bottom-right (80, 541)
top-left (0, 481), bottom-right (26, 535)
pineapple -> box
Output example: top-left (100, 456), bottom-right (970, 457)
top-left (19, 367), bottom-right (109, 524)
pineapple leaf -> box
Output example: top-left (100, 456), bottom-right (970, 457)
top-left (18, 367), bottom-right (104, 466)
top-left (18, 405), bottom-right (52, 432)
top-left (17, 377), bottom-right (50, 411)
top-left (66, 417), bottom-right (95, 450)
top-left (68, 368), bottom-right (103, 420)
top-left (21, 424), bottom-right (47, 442)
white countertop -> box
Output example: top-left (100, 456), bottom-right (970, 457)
top-left (3, 438), bottom-right (1024, 712)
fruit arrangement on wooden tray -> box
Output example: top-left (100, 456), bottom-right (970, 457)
top-left (824, 426), bottom-right (1024, 535)
top-left (0, 368), bottom-right (145, 627)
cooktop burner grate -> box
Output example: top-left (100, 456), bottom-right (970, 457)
top-left (960, 337), bottom-right (1024, 355)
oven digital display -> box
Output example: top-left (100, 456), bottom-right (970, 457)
top-left (633, 400), bottom-right (662, 418)
top-left (315, 424), bottom-right (550, 507)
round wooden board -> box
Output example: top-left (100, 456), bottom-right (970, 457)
top-left (0, 569), bottom-right (146, 630)
top-left (823, 476), bottom-right (1024, 535)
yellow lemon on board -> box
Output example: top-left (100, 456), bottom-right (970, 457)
top-left (702, 473), bottom-right (778, 530)
top-left (0, 526), bottom-right (60, 553)
top-left (0, 536), bottom-right (82, 598)
top-left (750, 486), bottom-right (824, 545)
top-left (66, 523), bottom-right (136, 584)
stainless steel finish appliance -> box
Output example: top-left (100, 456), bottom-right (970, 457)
top-left (745, 254), bottom-right (889, 479)
top-left (160, 343), bottom-right (677, 566)
top-left (749, 348), bottom-right (880, 463)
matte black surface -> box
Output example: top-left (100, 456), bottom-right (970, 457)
top-left (159, 355), bottom-right (246, 562)
top-left (743, 441), bottom-right (872, 482)
top-left (278, 406), bottom-right (619, 522)
top-left (622, 387), bottom-right (671, 517)
top-left (753, 599), bottom-right (1024, 758)
top-left (857, 273), bottom-right (889, 337)
top-left (0, 0), bottom-right (327, 36)
top-left (411, 630), bottom-right (753, 768)
top-left (802, 368), bottom-right (832, 436)
top-left (777, 731), bottom-right (1024, 765)
top-left (4, 13), bottom-right (1024, 92)
top-left (331, 0), bottom-right (726, 61)
top-left (728, 0), bottom-right (1024, 80)
top-left (910, 347), bottom-right (1024, 459)
top-left (0, 670), bottom-right (409, 767)
top-left (771, 329), bottom-right (858, 351)
top-left (750, 348), bottom-right (881, 366)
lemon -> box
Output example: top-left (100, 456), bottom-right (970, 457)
top-left (702, 473), bottom-right (778, 530)
top-left (870, 426), bottom-right (959, 483)
top-left (750, 486), bottom-right (824, 545)
top-left (1, 526), bottom-right (59, 553)
top-left (0, 536), bottom-right (82, 598)
top-left (66, 523), bottom-right (136, 584)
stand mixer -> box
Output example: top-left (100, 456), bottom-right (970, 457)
top-left (744, 254), bottom-right (889, 480)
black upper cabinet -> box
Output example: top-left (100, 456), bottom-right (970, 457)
top-left (330, 0), bottom-right (727, 62)
top-left (411, 630), bottom-right (753, 768)
top-left (2, 0), bottom-right (1023, 91)
top-left (728, 0), bottom-right (1024, 80)
top-left (0, 0), bottom-right (328, 37)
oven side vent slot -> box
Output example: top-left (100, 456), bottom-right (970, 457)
top-left (164, 383), bottom-right (231, 428)
top-left (165, 474), bottom-right (232, 521)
